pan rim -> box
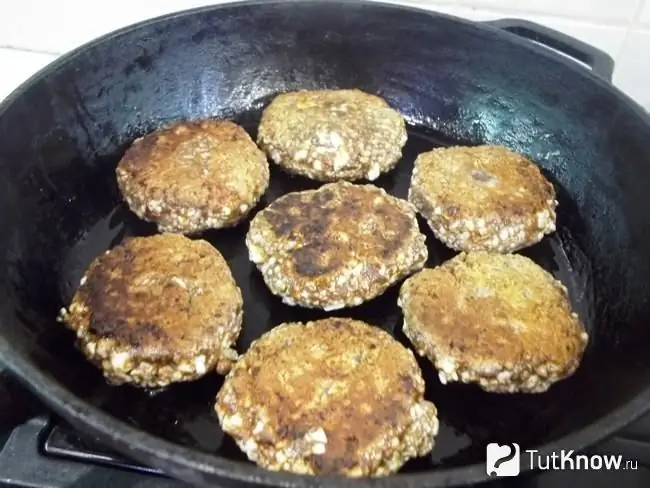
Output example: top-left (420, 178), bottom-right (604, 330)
top-left (2, 0), bottom-right (650, 486)
top-left (0, 0), bottom-right (642, 119)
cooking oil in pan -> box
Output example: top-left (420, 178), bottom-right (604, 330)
top-left (51, 123), bottom-right (596, 471)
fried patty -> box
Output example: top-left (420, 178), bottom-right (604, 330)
top-left (246, 181), bottom-right (428, 310)
top-left (398, 252), bottom-right (588, 393)
top-left (408, 145), bottom-right (557, 253)
top-left (57, 234), bottom-right (243, 388)
top-left (116, 120), bottom-right (270, 234)
top-left (215, 318), bottom-right (439, 477)
top-left (257, 89), bottom-right (407, 181)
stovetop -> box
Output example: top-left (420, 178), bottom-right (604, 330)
top-left (1, 371), bottom-right (650, 488)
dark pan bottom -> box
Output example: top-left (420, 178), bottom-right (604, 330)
top-left (47, 119), bottom-right (595, 472)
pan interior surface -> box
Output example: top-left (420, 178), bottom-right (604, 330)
top-left (48, 121), bottom-right (597, 471)
top-left (1, 0), bottom-right (650, 485)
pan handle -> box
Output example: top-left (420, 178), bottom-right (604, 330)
top-left (483, 18), bottom-right (614, 82)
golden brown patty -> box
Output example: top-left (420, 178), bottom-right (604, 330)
top-left (257, 89), bottom-right (407, 181)
top-left (408, 145), bottom-right (557, 253)
top-left (57, 234), bottom-right (243, 388)
top-left (215, 318), bottom-right (439, 477)
top-left (246, 181), bottom-right (428, 310)
top-left (398, 252), bottom-right (588, 393)
top-left (116, 120), bottom-right (270, 234)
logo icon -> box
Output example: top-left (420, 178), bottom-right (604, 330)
top-left (486, 443), bottom-right (521, 477)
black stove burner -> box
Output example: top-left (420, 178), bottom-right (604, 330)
top-left (43, 423), bottom-right (164, 476)
top-left (1, 371), bottom-right (650, 487)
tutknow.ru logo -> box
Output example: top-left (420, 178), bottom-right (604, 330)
top-left (486, 443), bottom-right (638, 477)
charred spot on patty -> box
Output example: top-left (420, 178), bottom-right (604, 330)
top-left (58, 233), bottom-right (243, 388)
top-left (246, 182), bottom-right (428, 310)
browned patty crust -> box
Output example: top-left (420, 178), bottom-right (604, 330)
top-left (58, 233), bottom-right (243, 388)
top-left (409, 145), bottom-right (557, 253)
top-left (257, 89), bottom-right (407, 181)
top-left (215, 318), bottom-right (438, 476)
top-left (246, 181), bottom-right (428, 310)
top-left (116, 119), bottom-right (270, 234)
top-left (398, 252), bottom-right (588, 393)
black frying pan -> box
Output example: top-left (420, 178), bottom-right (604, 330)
top-left (1, 1), bottom-right (650, 486)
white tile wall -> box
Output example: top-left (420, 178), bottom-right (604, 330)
top-left (427, 0), bottom-right (641, 23)
top-left (0, 0), bottom-right (649, 111)
top-left (0, 0), bottom-right (239, 54)
top-left (613, 28), bottom-right (650, 109)
top-left (390, 1), bottom-right (630, 58)
top-left (640, 1), bottom-right (650, 25)
top-left (0, 48), bottom-right (57, 101)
